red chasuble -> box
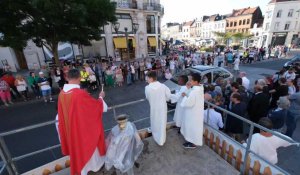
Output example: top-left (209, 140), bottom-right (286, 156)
top-left (58, 88), bottom-right (106, 175)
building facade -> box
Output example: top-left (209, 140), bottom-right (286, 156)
top-left (87, 0), bottom-right (165, 60)
top-left (226, 7), bottom-right (263, 34)
top-left (249, 23), bottom-right (264, 47)
top-left (261, 0), bottom-right (300, 47)
top-left (0, 0), bottom-right (164, 72)
top-left (182, 20), bottom-right (195, 40)
top-left (161, 23), bottom-right (181, 41)
top-left (195, 17), bottom-right (203, 38)
top-left (201, 14), bottom-right (226, 40)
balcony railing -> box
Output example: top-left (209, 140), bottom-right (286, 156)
top-left (113, 1), bottom-right (137, 9)
top-left (143, 3), bottom-right (164, 14)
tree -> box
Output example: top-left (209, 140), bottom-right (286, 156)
top-left (213, 32), bottom-right (232, 46)
top-left (0, 0), bottom-right (32, 50)
top-left (0, 0), bottom-right (116, 65)
top-left (232, 32), bottom-right (254, 47)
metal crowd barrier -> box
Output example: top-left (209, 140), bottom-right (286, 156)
top-left (205, 101), bottom-right (300, 175)
top-left (0, 163), bottom-right (6, 175)
top-left (0, 98), bottom-right (173, 175)
top-left (0, 98), bottom-right (299, 175)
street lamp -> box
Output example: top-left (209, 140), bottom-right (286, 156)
top-left (113, 22), bottom-right (120, 34)
top-left (124, 27), bottom-right (130, 60)
top-left (132, 23), bottom-right (139, 59)
top-left (133, 23), bottom-right (139, 33)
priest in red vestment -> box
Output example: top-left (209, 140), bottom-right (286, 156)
top-left (57, 69), bottom-right (107, 175)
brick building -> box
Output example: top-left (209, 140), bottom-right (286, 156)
top-left (226, 7), bottom-right (264, 34)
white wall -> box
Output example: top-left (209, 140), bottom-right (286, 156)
top-left (116, 18), bottom-right (133, 33)
top-left (0, 47), bottom-right (19, 72)
top-left (23, 40), bottom-right (46, 70)
top-left (202, 19), bottom-right (226, 40)
top-left (262, 1), bottom-right (300, 47)
top-left (182, 26), bottom-right (191, 39)
top-left (82, 39), bottom-right (107, 57)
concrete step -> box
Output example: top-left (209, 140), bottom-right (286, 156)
top-left (53, 129), bottom-right (239, 175)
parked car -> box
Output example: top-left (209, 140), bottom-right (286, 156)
top-left (164, 65), bottom-right (233, 92)
top-left (283, 54), bottom-right (300, 69)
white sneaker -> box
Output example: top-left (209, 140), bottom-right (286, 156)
top-left (147, 128), bottom-right (152, 133)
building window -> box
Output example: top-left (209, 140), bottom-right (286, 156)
top-left (230, 22), bottom-right (233, 27)
top-left (243, 19), bottom-right (246, 25)
top-left (234, 21), bottom-right (237, 26)
top-left (295, 21), bottom-right (298, 30)
top-left (146, 15), bottom-right (155, 33)
top-left (288, 9), bottom-right (294, 17)
top-left (265, 23), bottom-right (270, 31)
top-left (274, 22), bottom-right (280, 30)
top-left (284, 22), bottom-right (291, 30)
top-left (226, 23), bottom-right (229, 27)
top-left (247, 19), bottom-right (250, 24)
top-left (239, 20), bottom-right (242, 25)
top-left (115, 13), bottom-right (131, 19)
top-left (267, 11), bottom-right (272, 18)
top-left (276, 10), bottom-right (282, 18)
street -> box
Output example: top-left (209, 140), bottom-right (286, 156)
top-left (0, 58), bottom-right (300, 174)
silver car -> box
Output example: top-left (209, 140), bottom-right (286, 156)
top-left (164, 65), bottom-right (233, 92)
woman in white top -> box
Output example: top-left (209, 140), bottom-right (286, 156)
top-left (15, 75), bottom-right (28, 101)
top-left (287, 79), bottom-right (296, 95)
top-left (164, 69), bottom-right (172, 80)
top-left (242, 117), bottom-right (292, 164)
top-left (233, 56), bottom-right (240, 77)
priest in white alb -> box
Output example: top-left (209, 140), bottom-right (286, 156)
top-left (170, 75), bottom-right (190, 128)
top-left (145, 71), bottom-right (171, 146)
top-left (180, 73), bottom-right (204, 149)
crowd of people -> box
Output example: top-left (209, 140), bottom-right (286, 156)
top-left (145, 62), bottom-right (299, 165)
top-left (0, 44), bottom-right (295, 108)
top-left (0, 45), bottom-right (300, 171)
top-left (0, 67), bottom-right (54, 106)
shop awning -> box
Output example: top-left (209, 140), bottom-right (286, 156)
top-left (159, 38), bottom-right (166, 45)
top-left (113, 37), bottom-right (127, 49)
top-left (131, 37), bottom-right (136, 48)
top-left (148, 37), bottom-right (157, 47)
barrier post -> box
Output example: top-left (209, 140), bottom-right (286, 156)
top-left (113, 107), bottom-right (117, 119)
top-left (0, 137), bottom-right (18, 175)
top-left (241, 124), bottom-right (254, 175)
top-left (207, 103), bottom-right (210, 125)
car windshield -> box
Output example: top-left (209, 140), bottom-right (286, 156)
top-left (292, 56), bottom-right (300, 61)
top-left (171, 69), bottom-right (193, 84)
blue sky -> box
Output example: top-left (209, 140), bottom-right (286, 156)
top-left (161, 0), bottom-right (270, 24)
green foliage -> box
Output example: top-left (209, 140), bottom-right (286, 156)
top-left (0, 0), bottom-right (116, 64)
top-left (232, 32), bottom-right (253, 40)
top-left (200, 47), bottom-right (213, 52)
top-left (215, 44), bottom-right (225, 52)
top-left (213, 32), bottom-right (233, 45)
top-left (0, 0), bottom-right (31, 50)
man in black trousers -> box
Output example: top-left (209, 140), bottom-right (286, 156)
top-left (248, 84), bottom-right (270, 132)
